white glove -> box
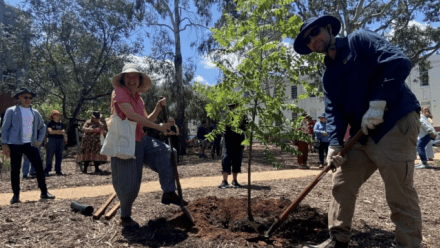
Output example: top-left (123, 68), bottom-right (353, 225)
top-left (361, 100), bottom-right (386, 135)
top-left (326, 145), bottom-right (346, 168)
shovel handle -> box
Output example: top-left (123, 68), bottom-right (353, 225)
top-left (265, 130), bottom-right (364, 237)
top-left (159, 97), bottom-right (183, 200)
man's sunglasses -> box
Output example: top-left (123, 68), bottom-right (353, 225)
top-left (22, 96), bottom-right (33, 100)
top-left (304, 26), bottom-right (323, 45)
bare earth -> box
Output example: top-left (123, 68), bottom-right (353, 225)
top-left (0, 143), bottom-right (438, 247)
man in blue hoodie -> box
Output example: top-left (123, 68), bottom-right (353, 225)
top-left (294, 16), bottom-right (421, 248)
top-left (1, 88), bottom-right (55, 204)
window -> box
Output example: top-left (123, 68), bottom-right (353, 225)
top-left (292, 112), bottom-right (297, 120)
top-left (291, 86), bottom-right (297, 100)
top-left (419, 64), bottom-right (429, 86)
top-left (243, 92), bottom-right (249, 98)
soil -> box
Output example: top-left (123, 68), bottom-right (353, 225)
top-left (0, 144), bottom-right (439, 247)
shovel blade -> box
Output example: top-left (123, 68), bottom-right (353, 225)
top-left (180, 205), bottom-right (195, 226)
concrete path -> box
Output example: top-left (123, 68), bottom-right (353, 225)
top-left (0, 169), bottom-right (321, 206)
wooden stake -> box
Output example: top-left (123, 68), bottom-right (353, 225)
top-left (93, 192), bottom-right (117, 220)
top-left (104, 202), bottom-right (120, 220)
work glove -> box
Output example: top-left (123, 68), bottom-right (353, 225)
top-left (429, 132), bottom-right (437, 140)
top-left (326, 145), bottom-right (346, 168)
top-left (361, 100), bottom-right (386, 135)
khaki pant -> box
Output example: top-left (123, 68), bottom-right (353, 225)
top-left (329, 111), bottom-right (422, 248)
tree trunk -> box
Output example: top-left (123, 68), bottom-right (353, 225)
top-left (65, 97), bottom-right (85, 147)
top-left (247, 100), bottom-right (258, 221)
top-left (173, 0), bottom-right (186, 155)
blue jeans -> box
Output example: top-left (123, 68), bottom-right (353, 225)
top-left (22, 145), bottom-right (41, 176)
top-left (44, 138), bottom-right (65, 173)
top-left (417, 134), bottom-right (431, 162)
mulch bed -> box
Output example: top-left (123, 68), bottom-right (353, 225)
top-left (0, 144), bottom-right (439, 247)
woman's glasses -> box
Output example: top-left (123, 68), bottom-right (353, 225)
top-left (304, 26), bottom-right (323, 45)
top-left (23, 96), bottom-right (33, 100)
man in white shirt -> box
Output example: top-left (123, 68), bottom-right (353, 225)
top-left (1, 88), bottom-right (55, 204)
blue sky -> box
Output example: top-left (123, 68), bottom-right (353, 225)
top-left (5, 0), bottom-right (223, 86)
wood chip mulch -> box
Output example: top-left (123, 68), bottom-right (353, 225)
top-left (0, 144), bottom-right (438, 247)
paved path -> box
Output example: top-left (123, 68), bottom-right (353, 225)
top-left (0, 169), bottom-right (321, 206)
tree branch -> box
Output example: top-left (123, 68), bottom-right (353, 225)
top-left (149, 22), bottom-right (174, 31)
top-left (84, 92), bottom-right (112, 101)
top-left (180, 21), bottom-right (209, 32)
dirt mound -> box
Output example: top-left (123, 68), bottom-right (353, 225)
top-left (167, 196), bottom-right (328, 246)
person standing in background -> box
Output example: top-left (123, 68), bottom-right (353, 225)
top-left (1, 88), bottom-right (55, 204)
top-left (77, 111), bottom-right (108, 173)
top-left (210, 121), bottom-right (221, 159)
top-left (197, 120), bottom-right (208, 159)
top-left (44, 110), bottom-right (67, 176)
top-left (314, 113), bottom-right (329, 169)
top-left (219, 103), bottom-right (247, 189)
top-left (421, 107), bottom-right (435, 162)
top-left (416, 108), bottom-right (437, 169)
top-left (297, 114), bottom-right (311, 169)
top-left (165, 117), bottom-right (180, 163)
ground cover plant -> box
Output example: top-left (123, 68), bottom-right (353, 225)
top-left (0, 144), bottom-right (438, 247)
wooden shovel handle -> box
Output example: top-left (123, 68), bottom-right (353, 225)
top-left (266, 130), bottom-right (364, 237)
top-left (93, 192), bottom-right (117, 220)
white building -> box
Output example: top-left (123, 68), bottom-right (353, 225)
top-left (405, 54), bottom-right (440, 128)
top-left (274, 54), bottom-right (440, 128)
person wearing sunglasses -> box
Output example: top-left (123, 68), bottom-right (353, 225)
top-left (294, 16), bottom-right (422, 248)
top-left (1, 88), bottom-right (55, 204)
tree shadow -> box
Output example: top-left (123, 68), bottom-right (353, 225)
top-left (121, 217), bottom-right (189, 247)
top-left (239, 184), bottom-right (271, 190)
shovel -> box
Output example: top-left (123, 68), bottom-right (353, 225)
top-left (248, 130), bottom-right (364, 242)
top-left (160, 97), bottom-right (195, 226)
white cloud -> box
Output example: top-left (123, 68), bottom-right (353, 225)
top-left (201, 56), bottom-right (217, 69)
top-left (193, 75), bottom-right (209, 85)
top-left (388, 20), bottom-right (429, 38)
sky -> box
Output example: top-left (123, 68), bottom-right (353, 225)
top-left (5, 0), bottom-right (438, 87)
top-left (5, 0), bottom-right (223, 86)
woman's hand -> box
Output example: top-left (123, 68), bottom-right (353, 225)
top-left (158, 123), bottom-right (171, 134)
top-left (2, 144), bottom-right (10, 158)
top-left (157, 98), bottom-right (167, 110)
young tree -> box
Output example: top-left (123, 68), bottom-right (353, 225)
top-left (22, 0), bottom-right (143, 140)
top-left (196, 0), bottom-right (320, 220)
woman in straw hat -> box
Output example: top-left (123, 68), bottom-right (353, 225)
top-left (110, 63), bottom-right (183, 228)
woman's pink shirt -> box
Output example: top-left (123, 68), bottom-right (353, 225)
top-left (113, 86), bottom-right (145, 141)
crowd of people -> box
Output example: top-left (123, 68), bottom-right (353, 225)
top-left (1, 14), bottom-right (438, 247)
